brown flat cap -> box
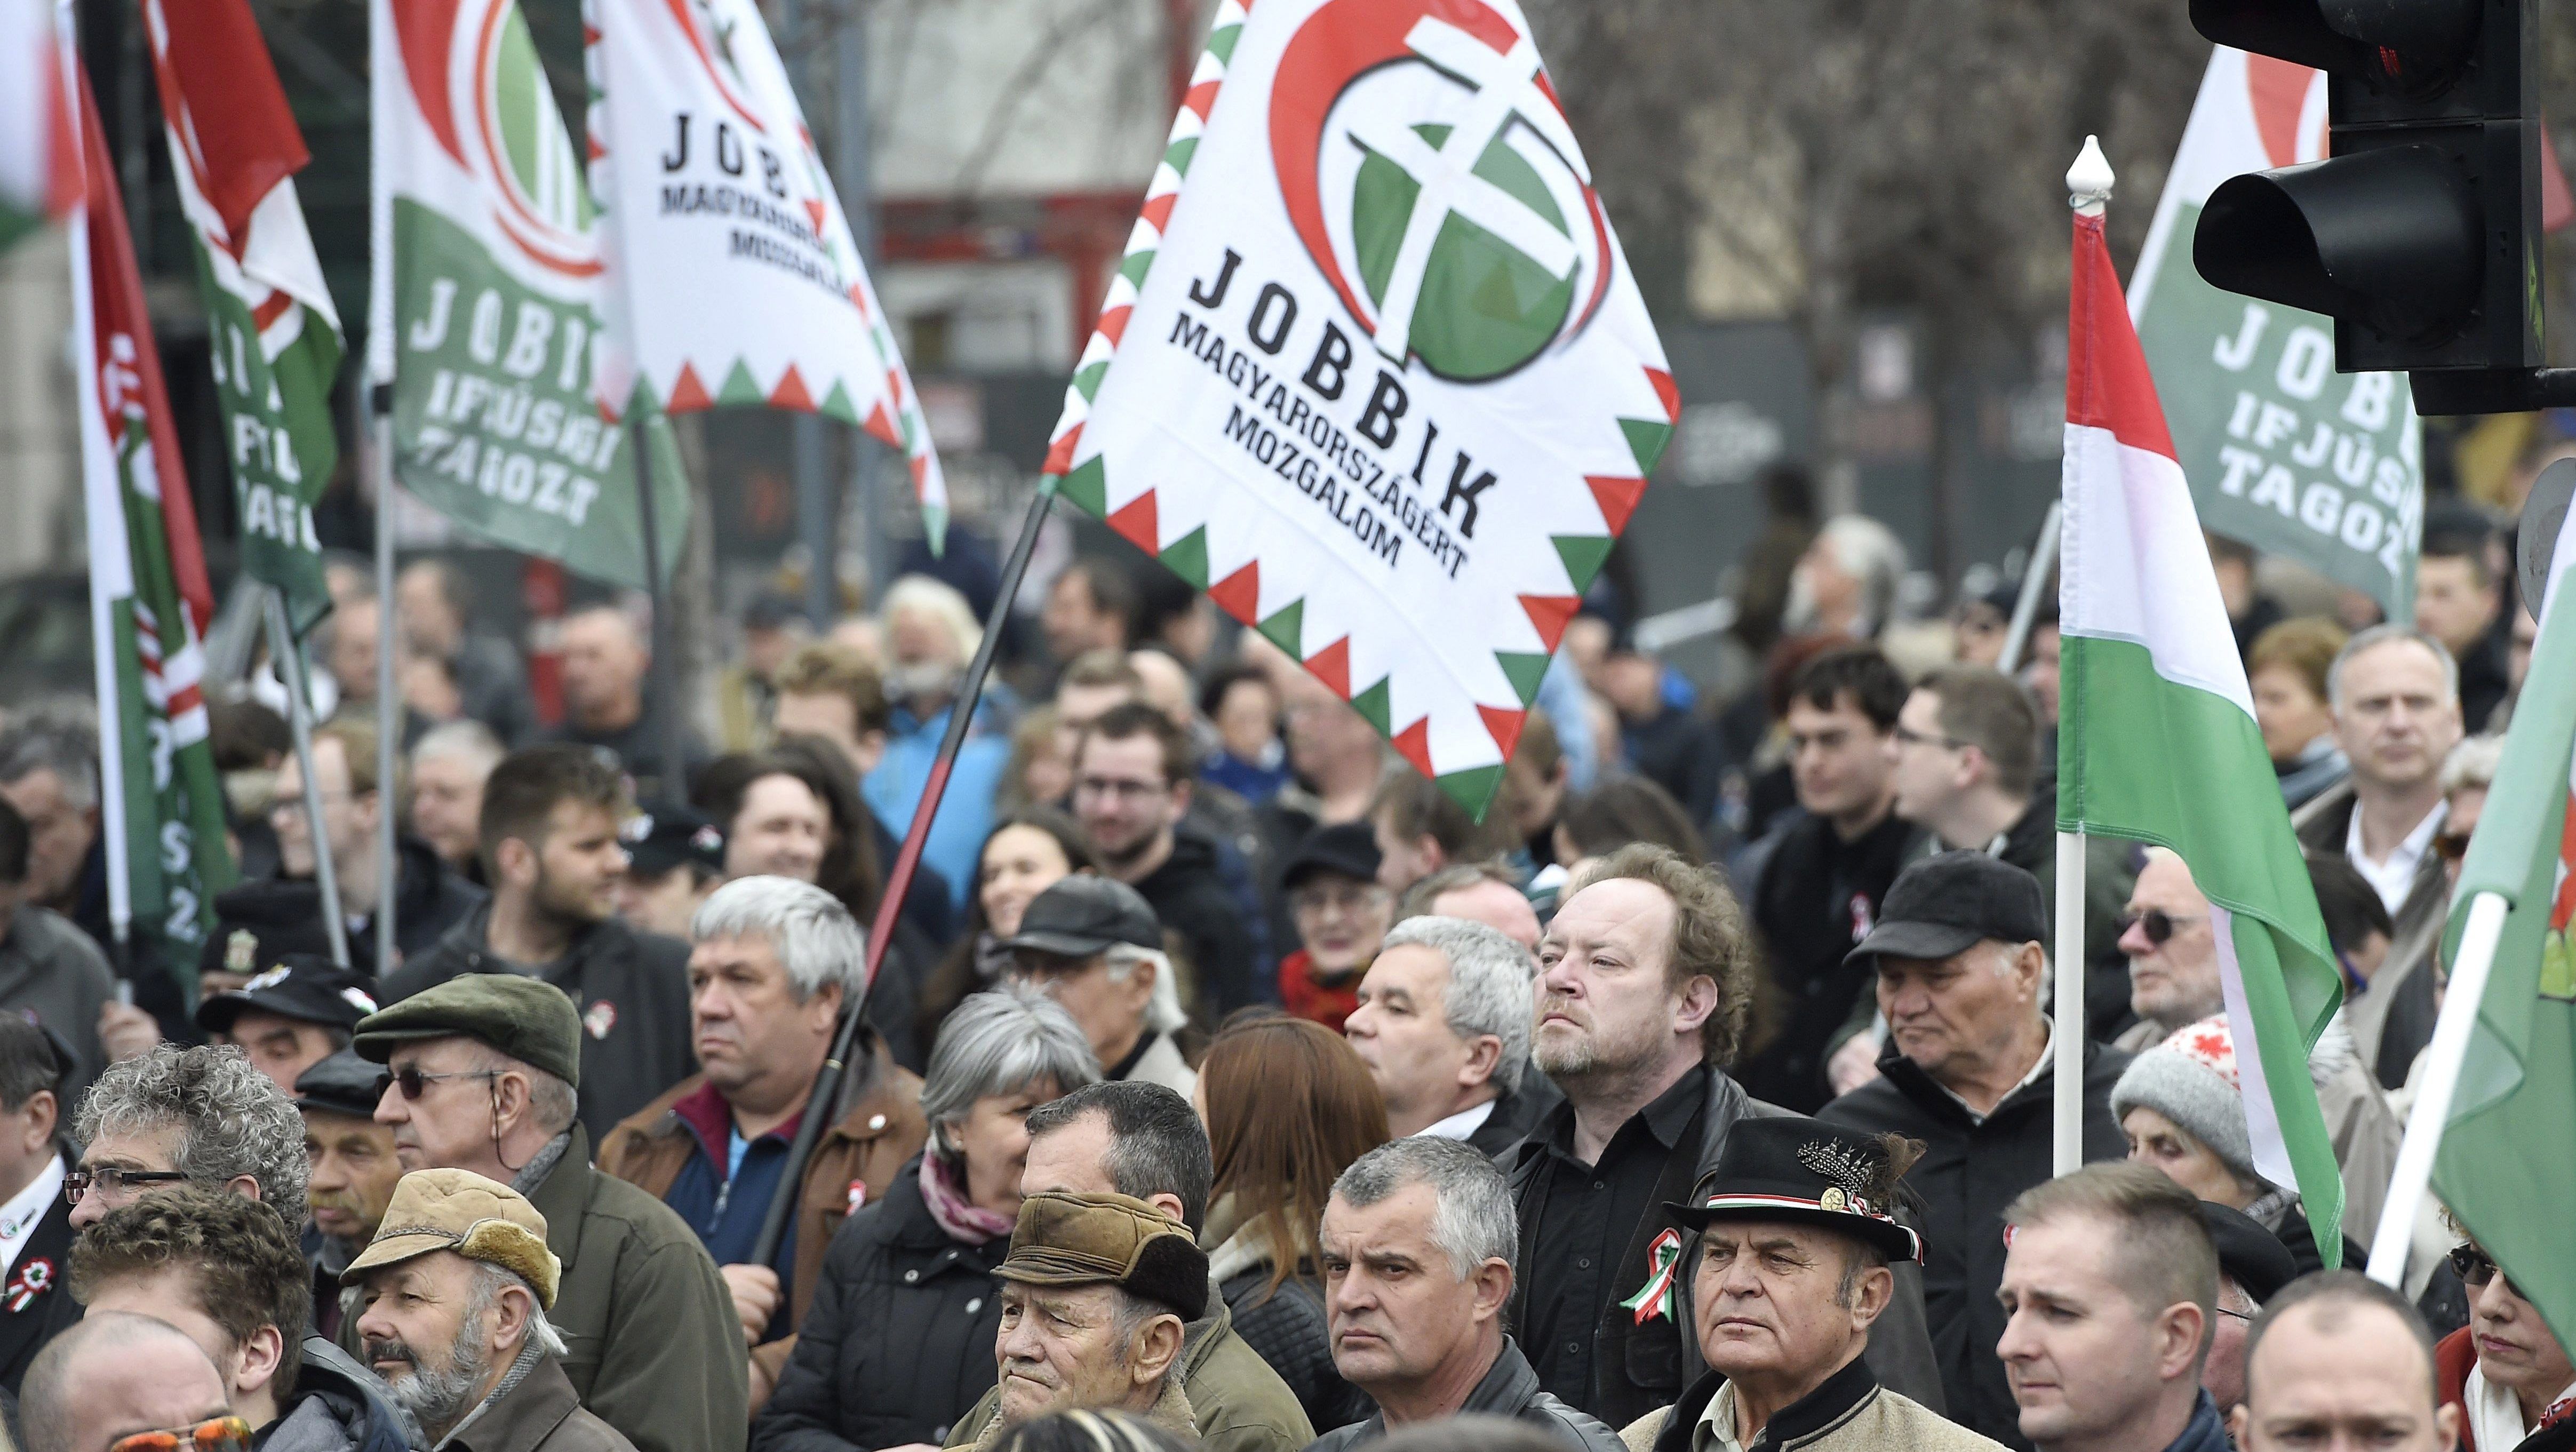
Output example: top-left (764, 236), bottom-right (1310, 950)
top-left (344, 1169), bottom-right (562, 1310)
top-left (994, 1191), bottom-right (1208, 1321)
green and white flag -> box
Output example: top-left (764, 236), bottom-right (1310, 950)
top-left (1039, 0), bottom-right (1676, 815)
top-left (367, 0), bottom-right (686, 588)
top-left (69, 52), bottom-right (235, 996)
top-left (145, 0), bottom-right (344, 635)
top-left (2057, 201), bottom-right (2346, 1260)
top-left (2129, 46), bottom-right (2421, 620)
top-left (2429, 497), bottom-right (2576, 1352)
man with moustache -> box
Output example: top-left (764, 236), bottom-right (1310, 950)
top-left (297, 1050), bottom-right (408, 1342)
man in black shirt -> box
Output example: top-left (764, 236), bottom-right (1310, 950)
top-left (1737, 647), bottom-right (1921, 1110)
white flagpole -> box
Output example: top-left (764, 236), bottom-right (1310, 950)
top-left (2365, 889), bottom-right (2506, 1284)
top-left (267, 589), bottom-right (353, 968)
top-left (2051, 139), bottom-right (2112, 1179)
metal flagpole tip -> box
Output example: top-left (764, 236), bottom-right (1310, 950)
top-left (2067, 135), bottom-right (2114, 216)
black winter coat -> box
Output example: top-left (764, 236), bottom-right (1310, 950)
top-left (1218, 1265), bottom-right (1370, 1433)
top-left (1133, 826), bottom-right (1262, 1019)
top-left (1817, 1033), bottom-right (2133, 1452)
top-left (753, 1159), bottom-right (1009, 1452)
top-left (381, 904), bottom-right (693, 1139)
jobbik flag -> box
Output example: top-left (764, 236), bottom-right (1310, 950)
top-left (144, 0), bottom-right (344, 636)
top-left (2431, 498), bottom-right (2576, 1354)
top-left (584, 0), bottom-right (947, 547)
top-left (0, 0), bottom-right (73, 251)
top-left (67, 53), bottom-right (234, 996)
top-left (2127, 47), bottom-right (2422, 620)
top-left (367, 0), bottom-right (687, 588)
top-left (1041, 0), bottom-right (1676, 815)
top-left (2056, 203), bottom-right (2345, 1260)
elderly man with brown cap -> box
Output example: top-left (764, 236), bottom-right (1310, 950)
top-left (952, 1191), bottom-right (1213, 1450)
top-left (352, 974), bottom-right (748, 1452)
top-left (348, 1169), bottom-right (636, 1451)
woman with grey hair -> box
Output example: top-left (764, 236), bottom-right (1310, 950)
top-left (755, 983), bottom-right (1100, 1452)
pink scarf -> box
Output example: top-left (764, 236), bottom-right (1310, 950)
top-left (919, 1146), bottom-right (1017, 1246)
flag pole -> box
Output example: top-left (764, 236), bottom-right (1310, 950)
top-left (628, 418), bottom-right (687, 802)
top-left (371, 391), bottom-right (398, 980)
top-left (1998, 500), bottom-right (2061, 674)
top-left (2365, 888), bottom-right (2507, 1284)
top-left (266, 587), bottom-right (352, 968)
top-left (751, 477), bottom-right (1057, 1265)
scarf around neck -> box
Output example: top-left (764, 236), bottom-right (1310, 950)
top-left (920, 1145), bottom-right (1017, 1245)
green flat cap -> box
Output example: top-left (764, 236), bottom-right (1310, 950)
top-left (353, 974), bottom-right (583, 1088)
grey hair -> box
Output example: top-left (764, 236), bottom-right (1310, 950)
top-left (454, 1043), bottom-right (578, 1137)
top-left (1104, 943), bottom-right (1190, 1035)
top-left (467, 1261), bottom-right (567, 1358)
top-left (2327, 624), bottom-right (2459, 711)
top-left (410, 719), bottom-right (507, 773)
top-left (881, 574), bottom-right (983, 661)
top-left (691, 875), bottom-right (867, 1002)
top-left (1330, 1136), bottom-right (1517, 1282)
top-left (1377, 916), bottom-right (1534, 1094)
top-left (74, 1044), bottom-right (310, 1227)
top-left (1816, 515), bottom-right (1908, 633)
top-left (0, 718), bottom-right (99, 810)
top-left (921, 982), bottom-right (1103, 1133)
top-left (2441, 734), bottom-right (2502, 795)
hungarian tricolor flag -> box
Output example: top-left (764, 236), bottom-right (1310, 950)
top-left (2430, 484), bottom-right (2576, 1353)
top-left (68, 53), bottom-right (235, 998)
top-left (144, 0), bottom-right (345, 635)
top-left (2055, 201), bottom-right (2345, 1259)
top-left (0, 0), bottom-right (74, 250)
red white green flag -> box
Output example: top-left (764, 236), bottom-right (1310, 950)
top-left (583, 0), bottom-right (946, 547)
top-left (1041, 0), bottom-right (1675, 814)
top-left (367, 0), bottom-right (688, 588)
top-left (68, 53), bottom-right (235, 998)
top-left (143, 0), bottom-right (345, 635)
top-left (0, 0), bottom-right (74, 250)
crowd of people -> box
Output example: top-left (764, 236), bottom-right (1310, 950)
top-left (0, 481), bottom-right (2565, 1452)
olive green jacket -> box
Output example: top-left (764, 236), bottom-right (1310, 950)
top-left (527, 1127), bottom-right (751, 1452)
top-left (944, 1299), bottom-right (1312, 1452)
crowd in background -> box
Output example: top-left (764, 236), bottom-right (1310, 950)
top-left (0, 453), bottom-right (2567, 1452)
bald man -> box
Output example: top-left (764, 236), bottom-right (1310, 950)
top-left (2231, 1272), bottom-right (2457, 1452)
top-left (546, 606), bottom-right (704, 802)
top-left (21, 1311), bottom-right (236, 1452)
top-left (1401, 864), bottom-right (1542, 950)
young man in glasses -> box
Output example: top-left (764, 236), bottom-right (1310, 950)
top-left (352, 972), bottom-right (747, 1452)
top-left (66, 1043), bottom-right (309, 1232)
top-left (1070, 702), bottom-right (1258, 1022)
top-left (18, 1310), bottom-right (244, 1452)
top-left (70, 1186), bottom-right (409, 1452)
top-left (2433, 1228), bottom-right (2576, 1452)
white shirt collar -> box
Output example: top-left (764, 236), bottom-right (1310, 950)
top-left (1935, 1019), bottom-right (2055, 1126)
top-left (0, 1154), bottom-right (64, 1280)
top-left (2343, 799), bottom-right (2444, 918)
top-left (1414, 1100), bottom-right (1498, 1143)
top-left (1692, 1380), bottom-right (1745, 1452)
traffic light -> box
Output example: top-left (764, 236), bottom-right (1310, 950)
top-left (2189, 0), bottom-right (2541, 393)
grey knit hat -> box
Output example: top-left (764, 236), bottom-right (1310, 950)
top-left (2110, 1015), bottom-right (2261, 1187)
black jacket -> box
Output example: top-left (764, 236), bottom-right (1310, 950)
top-left (1134, 826), bottom-right (1262, 1020)
top-left (1741, 809), bottom-right (1923, 1111)
top-left (1465, 1077), bottom-right (1561, 1158)
top-left (383, 905), bottom-right (695, 1138)
top-left (262, 1336), bottom-right (413, 1452)
top-left (1305, 1337), bottom-right (1622, 1452)
top-left (1217, 1265), bottom-right (1369, 1433)
top-left (753, 1159), bottom-right (1010, 1452)
top-left (1816, 1033), bottom-right (2133, 1450)
top-left (0, 1176), bottom-right (76, 1395)
top-left (225, 835), bottom-right (487, 974)
top-left (1501, 1067), bottom-right (1944, 1430)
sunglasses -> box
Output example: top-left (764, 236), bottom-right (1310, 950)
top-left (2118, 909), bottom-right (2207, 946)
top-left (390, 1067), bottom-right (500, 1099)
top-left (2447, 1244), bottom-right (2519, 1294)
top-left (109, 1416), bottom-right (254, 1452)
top-left (65, 1167), bottom-right (193, 1203)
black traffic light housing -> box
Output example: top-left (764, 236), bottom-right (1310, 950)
top-left (2189, 0), bottom-right (2547, 411)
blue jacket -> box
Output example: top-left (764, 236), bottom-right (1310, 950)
top-left (865, 704), bottom-right (1010, 915)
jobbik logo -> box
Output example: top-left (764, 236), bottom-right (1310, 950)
top-left (1272, 0), bottom-right (1614, 383)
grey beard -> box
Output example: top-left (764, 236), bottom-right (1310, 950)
top-left (886, 660), bottom-right (961, 705)
top-left (379, 1321), bottom-right (492, 1442)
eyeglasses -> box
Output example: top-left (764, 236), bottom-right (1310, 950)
top-left (2213, 1305), bottom-right (2253, 1323)
top-left (2117, 909), bottom-right (2208, 946)
top-left (65, 1167), bottom-right (193, 1203)
top-left (391, 1067), bottom-right (500, 1100)
top-left (109, 1416), bottom-right (254, 1452)
top-left (1892, 723), bottom-right (1970, 752)
top-left (2434, 831), bottom-right (2474, 867)
top-left (2447, 1244), bottom-right (2519, 1294)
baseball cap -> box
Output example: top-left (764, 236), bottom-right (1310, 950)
top-left (195, 954), bottom-right (381, 1038)
top-left (1846, 851), bottom-right (2048, 967)
top-left (623, 804), bottom-right (726, 879)
top-left (999, 876), bottom-right (1161, 959)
